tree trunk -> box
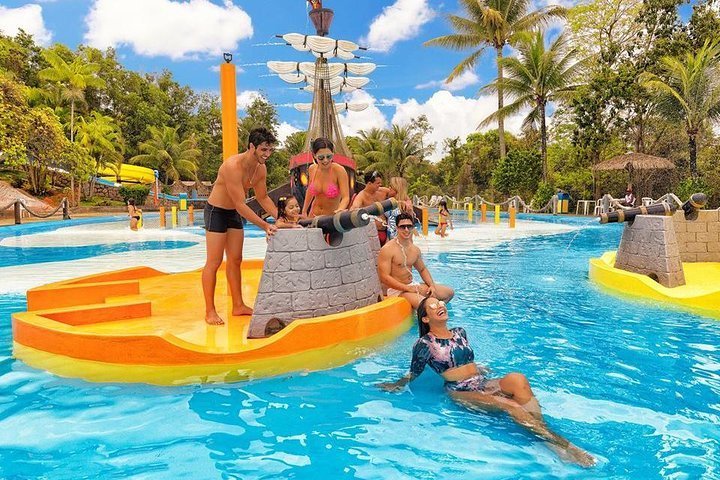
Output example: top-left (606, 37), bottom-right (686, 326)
top-left (540, 100), bottom-right (548, 182)
top-left (496, 47), bottom-right (506, 159)
top-left (70, 175), bottom-right (75, 206)
top-left (70, 100), bottom-right (75, 143)
top-left (688, 129), bottom-right (698, 177)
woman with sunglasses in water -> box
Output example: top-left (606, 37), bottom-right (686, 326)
top-left (378, 297), bottom-right (595, 467)
top-left (302, 137), bottom-right (350, 217)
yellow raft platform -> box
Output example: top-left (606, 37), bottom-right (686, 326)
top-left (11, 260), bottom-right (413, 385)
top-left (589, 251), bottom-right (720, 320)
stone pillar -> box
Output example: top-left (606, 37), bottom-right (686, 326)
top-left (249, 224), bottom-right (384, 338)
top-left (614, 215), bottom-right (685, 287)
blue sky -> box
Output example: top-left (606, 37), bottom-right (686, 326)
top-left (0, 0), bottom-right (700, 159)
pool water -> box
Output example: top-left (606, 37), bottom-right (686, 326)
top-left (1, 216), bottom-right (719, 479)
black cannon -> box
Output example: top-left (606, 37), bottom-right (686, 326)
top-left (682, 192), bottom-right (707, 220)
top-left (599, 193), bottom-right (708, 224)
top-left (599, 202), bottom-right (676, 224)
top-left (299, 198), bottom-right (399, 234)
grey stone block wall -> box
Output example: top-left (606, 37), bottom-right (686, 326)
top-left (672, 210), bottom-right (720, 262)
top-left (249, 224), bottom-right (383, 337)
top-left (615, 215), bottom-right (686, 287)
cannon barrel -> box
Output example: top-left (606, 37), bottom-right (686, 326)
top-left (299, 198), bottom-right (399, 234)
top-left (599, 202), bottom-right (676, 224)
top-left (682, 192), bottom-right (707, 220)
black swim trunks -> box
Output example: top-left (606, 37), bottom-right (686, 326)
top-left (204, 203), bottom-right (245, 232)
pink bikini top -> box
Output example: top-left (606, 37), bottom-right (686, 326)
top-left (308, 182), bottom-right (340, 199)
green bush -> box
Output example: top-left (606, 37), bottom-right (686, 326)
top-left (491, 149), bottom-right (542, 199)
top-left (676, 176), bottom-right (713, 204)
top-left (531, 182), bottom-right (556, 210)
top-left (119, 185), bottom-right (150, 205)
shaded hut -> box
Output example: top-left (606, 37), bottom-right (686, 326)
top-left (592, 152), bottom-right (675, 200)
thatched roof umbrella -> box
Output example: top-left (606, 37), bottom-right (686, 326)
top-left (592, 153), bottom-right (675, 197)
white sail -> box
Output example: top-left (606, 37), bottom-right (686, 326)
top-left (306, 35), bottom-right (336, 53)
top-left (344, 77), bottom-right (369, 88)
top-left (267, 61), bottom-right (300, 74)
top-left (307, 76), bottom-right (344, 89)
top-left (293, 103), bottom-right (313, 112)
top-left (346, 103), bottom-right (369, 112)
top-left (345, 63), bottom-right (376, 75)
top-left (298, 62), bottom-right (345, 79)
top-left (303, 84), bottom-right (358, 95)
top-left (278, 73), bottom-right (308, 84)
top-left (335, 48), bottom-right (356, 60)
top-left (282, 33), bottom-right (307, 46)
top-left (336, 39), bottom-right (359, 52)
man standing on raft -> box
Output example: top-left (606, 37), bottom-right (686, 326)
top-left (203, 127), bottom-right (278, 325)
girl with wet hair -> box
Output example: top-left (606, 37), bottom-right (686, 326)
top-left (377, 297), bottom-right (595, 467)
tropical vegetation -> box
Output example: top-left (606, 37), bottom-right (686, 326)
top-left (1, 0), bottom-right (720, 210)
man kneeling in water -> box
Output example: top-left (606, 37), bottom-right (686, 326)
top-left (377, 212), bottom-right (454, 308)
top-left (378, 297), bottom-right (596, 467)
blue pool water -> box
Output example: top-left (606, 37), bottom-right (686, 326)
top-left (1, 216), bottom-right (719, 479)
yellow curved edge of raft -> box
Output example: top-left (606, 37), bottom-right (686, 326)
top-left (97, 164), bottom-right (155, 184)
top-left (589, 251), bottom-right (720, 320)
top-left (11, 260), bottom-right (413, 385)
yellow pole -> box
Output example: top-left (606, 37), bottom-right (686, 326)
top-left (494, 204), bottom-right (500, 225)
top-left (468, 202), bottom-right (473, 222)
top-left (480, 203), bottom-right (487, 222)
top-left (220, 62), bottom-right (238, 161)
top-left (171, 206), bottom-right (178, 228)
top-left (509, 206), bottom-right (516, 228)
top-left (188, 205), bottom-right (194, 225)
top-left (159, 206), bottom-right (166, 228)
top-left (421, 207), bottom-right (428, 236)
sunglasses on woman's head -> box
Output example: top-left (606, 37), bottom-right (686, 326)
top-left (316, 154), bottom-right (334, 161)
top-left (427, 300), bottom-right (446, 309)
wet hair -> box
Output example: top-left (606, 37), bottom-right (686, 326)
top-left (395, 212), bottom-right (415, 226)
top-left (438, 200), bottom-right (449, 213)
top-left (276, 195), bottom-right (297, 221)
top-left (248, 127), bottom-right (277, 149)
top-left (128, 199), bottom-right (136, 206)
top-left (311, 137), bottom-right (334, 154)
top-left (416, 297), bottom-right (430, 337)
top-left (364, 170), bottom-right (382, 184)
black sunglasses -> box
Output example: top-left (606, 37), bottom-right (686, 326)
top-left (397, 224), bottom-right (414, 230)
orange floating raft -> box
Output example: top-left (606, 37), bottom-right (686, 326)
top-left (11, 260), bottom-right (413, 385)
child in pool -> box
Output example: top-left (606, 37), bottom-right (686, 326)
top-left (275, 196), bottom-right (303, 229)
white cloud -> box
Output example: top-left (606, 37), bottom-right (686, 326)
top-left (415, 71), bottom-right (480, 92)
top-left (390, 90), bottom-right (526, 161)
top-left (236, 90), bottom-right (262, 110)
top-left (362, 0), bottom-right (435, 52)
top-left (277, 122), bottom-right (301, 146)
top-left (338, 90), bottom-right (390, 136)
top-left (0, 5), bottom-right (52, 45)
top-left (83, 0), bottom-right (253, 60)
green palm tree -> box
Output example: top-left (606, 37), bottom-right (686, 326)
top-left (639, 40), bottom-right (720, 177)
top-left (130, 126), bottom-right (200, 184)
top-left (386, 125), bottom-right (426, 177)
top-left (348, 128), bottom-right (388, 173)
top-left (424, 0), bottom-right (565, 159)
top-left (76, 112), bottom-right (124, 196)
top-left (480, 30), bottom-right (581, 181)
top-left (38, 50), bottom-right (106, 143)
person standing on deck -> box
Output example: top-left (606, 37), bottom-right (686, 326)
top-left (202, 128), bottom-right (278, 326)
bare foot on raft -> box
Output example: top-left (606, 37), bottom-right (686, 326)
top-left (205, 311), bottom-right (225, 325)
top-left (232, 305), bottom-right (254, 316)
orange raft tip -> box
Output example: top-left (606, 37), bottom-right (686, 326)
top-left (11, 260), bottom-right (413, 386)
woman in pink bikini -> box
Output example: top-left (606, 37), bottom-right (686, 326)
top-left (302, 137), bottom-right (350, 217)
